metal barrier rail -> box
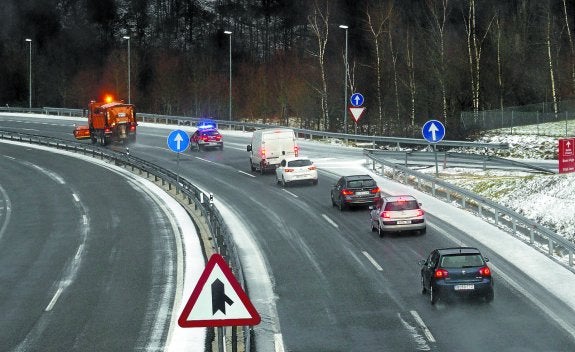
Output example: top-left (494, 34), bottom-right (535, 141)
top-left (364, 149), bottom-right (575, 270)
top-left (1, 106), bottom-right (509, 150)
top-left (0, 129), bottom-right (250, 351)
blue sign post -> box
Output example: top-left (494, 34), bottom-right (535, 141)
top-left (421, 120), bottom-right (446, 176)
top-left (350, 93), bottom-right (364, 107)
top-left (167, 129), bottom-right (190, 152)
top-left (421, 120), bottom-right (445, 143)
top-left (167, 130), bottom-right (190, 194)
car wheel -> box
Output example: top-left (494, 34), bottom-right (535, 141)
top-left (421, 276), bottom-right (427, 294)
top-left (378, 222), bottom-right (384, 238)
top-left (312, 179), bottom-right (318, 185)
top-left (371, 219), bottom-right (377, 232)
top-left (419, 227), bottom-right (427, 235)
top-left (485, 289), bottom-right (494, 303)
top-left (338, 196), bottom-right (346, 211)
top-left (250, 159), bottom-right (256, 172)
top-left (260, 162), bottom-right (265, 175)
top-left (430, 285), bottom-right (437, 305)
top-left (331, 193), bottom-right (336, 207)
top-left (281, 176), bottom-right (286, 187)
top-left (197, 142), bottom-right (202, 151)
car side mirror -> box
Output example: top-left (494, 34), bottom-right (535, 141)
top-left (418, 260), bottom-right (426, 266)
top-left (484, 257), bottom-right (490, 262)
top-left (369, 205), bottom-right (375, 210)
top-left (247, 145), bottom-right (252, 152)
top-left (418, 202), bottom-right (422, 206)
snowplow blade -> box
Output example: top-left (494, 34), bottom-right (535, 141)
top-left (73, 125), bottom-right (91, 140)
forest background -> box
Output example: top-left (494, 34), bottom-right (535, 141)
top-left (3, 0), bottom-right (575, 138)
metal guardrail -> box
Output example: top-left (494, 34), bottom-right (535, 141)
top-left (1, 106), bottom-right (510, 150)
top-left (0, 129), bottom-right (250, 351)
top-left (364, 149), bottom-right (575, 270)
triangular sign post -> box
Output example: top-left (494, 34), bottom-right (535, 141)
top-left (349, 107), bottom-right (366, 123)
top-left (178, 253), bottom-right (261, 328)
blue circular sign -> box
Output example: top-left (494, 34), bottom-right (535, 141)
top-left (350, 93), bottom-right (364, 107)
top-left (421, 120), bottom-right (446, 143)
top-left (167, 129), bottom-right (190, 152)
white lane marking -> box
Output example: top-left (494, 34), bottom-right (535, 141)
top-left (410, 310), bottom-right (436, 343)
top-left (45, 287), bottom-right (64, 312)
top-left (5, 156), bottom-right (15, 160)
top-left (0, 185), bottom-right (12, 242)
top-left (282, 189), bottom-right (298, 198)
top-left (362, 251), bottom-right (383, 271)
top-left (28, 164), bottom-right (66, 184)
top-left (274, 333), bottom-right (285, 352)
top-left (82, 215), bottom-right (88, 226)
top-left (194, 156), bottom-right (217, 165)
top-left (398, 312), bottom-right (431, 351)
top-left (322, 214), bottom-right (338, 228)
top-left (238, 170), bottom-right (255, 178)
top-left (73, 193), bottom-right (80, 202)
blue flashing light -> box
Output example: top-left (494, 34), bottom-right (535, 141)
top-left (197, 118), bottom-right (217, 130)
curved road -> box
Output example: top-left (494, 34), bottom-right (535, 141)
top-left (1, 114), bottom-right (575, 351)
top-left (0, 141), bottom-right (180, 351)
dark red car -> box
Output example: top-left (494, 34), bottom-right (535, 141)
top-left (190, 128), bottom-right (223, 150)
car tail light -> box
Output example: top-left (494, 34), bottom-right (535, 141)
top-left (284, 168), bottom-right (294, 172)
top-left (259, 147), bottom-right (266, 157)
top-left (380, 211), bottom-right (391, 219)
top-left (371, 187), bottom-right (380, 194)
top-left (215, 135), bottom-right (222, 141)
top-left (479, 266), bottom-right (491, 277)
top-left (201, 135), bottom-right (209, 141)
top-left (308, 165), bottom-right (317, 170)
top-left (434, 268), bottom-right (449, 279)
top-left (416, 209), bottom-right (424, 216)
top-left (341, 189), bottom-right (354, 196)
top-left (294, 146), bottom-right (299, 156)
top-left (105, 128), bottom-right (112, 133)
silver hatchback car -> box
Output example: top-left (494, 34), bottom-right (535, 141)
top-left (369, 195), bottom-right (426, 237)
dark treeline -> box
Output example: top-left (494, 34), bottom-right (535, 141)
top-left (2, 0), bottom-right (575, 138)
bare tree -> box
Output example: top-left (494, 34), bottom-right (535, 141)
top-left (546, 4), bottom-right (559, 116)
top-left (426, 0), bottom-right (450, 125)
top-left (365, 2), bottom-right (393, 135)
top-left (307, 0), bottom-right (330, 131)
top-left (388, 16), bottom-right (400, 131)
top-left (562, 0), bottom-right (575, 95)
top-left (463, 0), bottom-right (494, 121)
top-left (404, 26), bottom-right (417, 128)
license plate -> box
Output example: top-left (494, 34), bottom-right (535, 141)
top-left (454, 284), bottom-right (475, 291)
top-left (356, 191), bottom-right (369, 196)
top-left (397, 220), bottom-right (411, 225)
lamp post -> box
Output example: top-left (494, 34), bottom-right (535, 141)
top-left (123, 36), bottom-right (131, 104)
top-left (339, 25), bottom-right (348, 135)
top-left (224, 31), bottom-right (232, 121)
top-left (25, 38), bottom-right (32, 109)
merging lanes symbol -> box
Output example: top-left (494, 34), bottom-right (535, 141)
top-left (178, 253), bottom-right (261, 328)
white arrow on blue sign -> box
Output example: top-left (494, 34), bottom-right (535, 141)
top-left (421, 120), bottom-right (446, 143)
top-left (350, 93), bottom-right (364, 107)
top-left (167, 129), bottom-right (190, 152)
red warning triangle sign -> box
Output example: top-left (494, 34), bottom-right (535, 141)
top-left (178, 254), bottom-right (261, 328)
top-left (349, 106), bottom-right (366, 122)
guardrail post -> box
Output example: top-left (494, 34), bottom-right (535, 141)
top-left (479, 204), bottom-right (483, 217)
top-left (432, 182), bottom-right (436, 196)
top-left (548, 238), bottom-right (553, 256)
top-left (494, 211), bottom-right (499, 225)
top-left (446, 191), bottom-right (450, 202)
top-left (512, 218), bottom-right (517, 234)
top-left (570, 249), bottom-right (573, 267)
top-left (530, 226), bottom-right (535, 244)
top-left (462, 198), bottom-right (466, 208)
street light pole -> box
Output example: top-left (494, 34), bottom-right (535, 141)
top-left (339, 25), bottom-right (348, 135)
top-left (25, 38), bottom-right (32, 109)
top-left (224, 31), bottom-right (232, 121)
top-left (123, 36), bottom-right (131, 104)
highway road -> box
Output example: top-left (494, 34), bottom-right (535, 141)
top-left (1, 114), bottom-right (575, 351)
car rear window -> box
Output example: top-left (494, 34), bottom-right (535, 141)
top-left (440, 254), bottom-right (484, 268)
top-left (204, 130), bottom-right (219, 136)
top-left (347, 179), bottom-right (375, 188)
top-left (384, 200), bottom-right (419, 211)
top-left (288, 159), bottom-right (312, 167)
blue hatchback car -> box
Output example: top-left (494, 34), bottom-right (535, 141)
top-left (419, 247), bottom-right (494, 304)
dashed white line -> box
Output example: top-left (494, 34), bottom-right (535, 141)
top-left (362, 251), bottom-right (383, 271)
top-left (45, 287), bottom-right (63, 312)
top-left (282, 189), bottom-right (298, 198)
top-left (274, 333), bottom-right (285, 352)
top-left (194, 157), bottom-right (217, 164)
top-left (322, 214), bottom-right (339, 228)
top-left (410, 310), bottom-right (436, 343)
top-left (238, 170), bottom-right (255, 178)
top-left (73, 193), bottom-right (80, 202)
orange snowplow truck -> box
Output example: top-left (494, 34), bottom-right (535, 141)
top-left (76, 100), bottom-right (137, 145)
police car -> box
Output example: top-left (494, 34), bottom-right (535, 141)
top-left (190, 119), bottom-right (223, 150)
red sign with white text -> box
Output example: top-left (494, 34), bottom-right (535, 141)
top-left (558, 138), bottom-right (575, 173)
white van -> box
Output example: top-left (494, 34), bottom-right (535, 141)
top-left (247, 128), bottom-right (299, 174)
